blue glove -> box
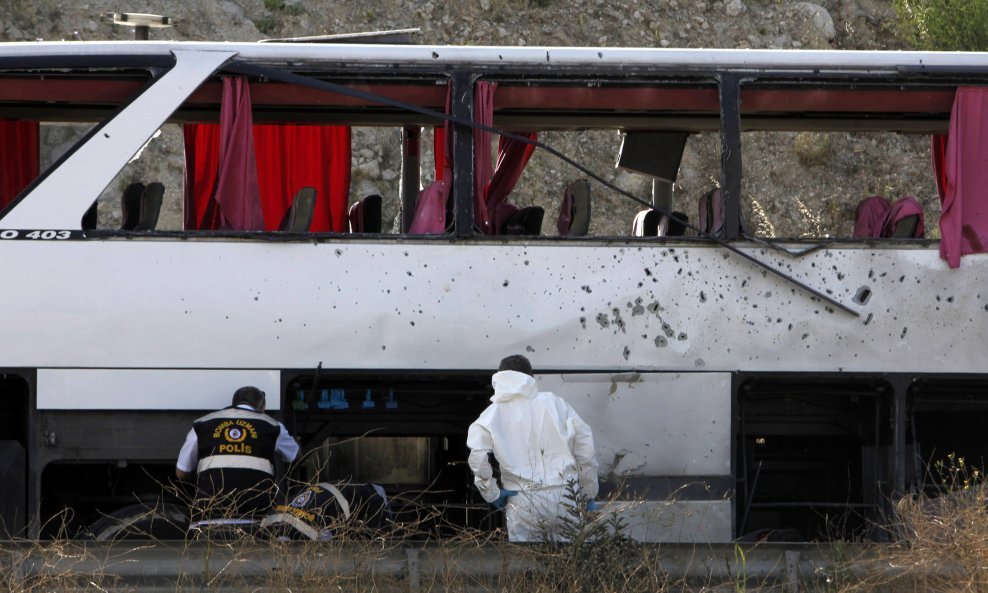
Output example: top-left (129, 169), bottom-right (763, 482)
top-left (586, 500), bottom-right (597, 512)
top-left (491, 489), bottom-right (518, 510)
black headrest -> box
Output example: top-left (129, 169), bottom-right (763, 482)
top-left (120, 182), bottom-right (146, 230)
top-left (501, 206), bottom-right (544, 236)
top-left (280, 186), bottom-right (317, 232)
top-left (134, 182), bottom-right (164, 231)
top-left (360, 194), bottom-right (383, 233)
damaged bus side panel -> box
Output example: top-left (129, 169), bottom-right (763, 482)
top-left (2, 41), bottom-right (988, 541)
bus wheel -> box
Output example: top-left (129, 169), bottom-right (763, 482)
top-left (82, 502), bottom-right (188, 541)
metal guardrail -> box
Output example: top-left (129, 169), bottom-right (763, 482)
top-left (0, 540), bottom-right (875, 592)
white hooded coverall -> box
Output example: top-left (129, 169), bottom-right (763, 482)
top-left (466, 370), bottom-right (598, 542)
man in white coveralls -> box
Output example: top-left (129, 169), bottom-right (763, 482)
top-left (466, 354), bottom-right (599, 541)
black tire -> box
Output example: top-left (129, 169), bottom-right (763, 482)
top-left (83, 502), bottom-right (189, 541)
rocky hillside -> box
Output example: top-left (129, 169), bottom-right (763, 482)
top-left (3, 0), bottom-right (937, 237)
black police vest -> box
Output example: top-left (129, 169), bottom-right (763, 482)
top-left (192, 406), bottom-right (281, 516)
top-left (262, 483), bottom-right (393, 540)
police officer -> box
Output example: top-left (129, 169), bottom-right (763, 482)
top-left (175, 386), bottom-right (299, 535)
top-left (260, 481), bottom-right (393, 541)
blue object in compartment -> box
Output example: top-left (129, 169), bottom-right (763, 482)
top-left (330, 388), bottom-right (349, 410)
top-left (362, 389), bottom-right (375, 409)
top-left (386, 390), bottom-right (398, 409)
top-left (316, 389), bottom-right (333, 410)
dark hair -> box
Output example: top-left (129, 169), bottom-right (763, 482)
top-left (498, 354), bottom-right (533, 376)
top-left (232, 386), bottom-right (266, 410)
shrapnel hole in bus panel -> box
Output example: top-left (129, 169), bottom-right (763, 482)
top-left (737, 83), bottom-right (948, 241)
top-left (908, 378), bottom-right (988, 497)
top-left (737, 375), bottom-right (893, 542)
top-left (283, 370), bottom-right (497, 537)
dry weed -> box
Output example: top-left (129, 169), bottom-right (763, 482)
top-left (11, 455), bottom-right (988, 592)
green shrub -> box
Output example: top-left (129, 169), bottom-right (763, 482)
top-left (529, 481), bottom-right (649, 593)
top-left (894, 0), bottom-right (988, 51)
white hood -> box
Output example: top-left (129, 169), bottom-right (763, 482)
top-left (491, 370), bottom-right (538, 402)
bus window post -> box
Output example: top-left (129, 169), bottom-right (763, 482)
top-left (451, 71), bottom-right (475, 239)
top-left (718, 73), bottom-right (743, 241)
top-left (400, 126), bottom-right (422, 233)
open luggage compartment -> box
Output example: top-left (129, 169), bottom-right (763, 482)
top-left (282, 370), bottom-right (497, 537)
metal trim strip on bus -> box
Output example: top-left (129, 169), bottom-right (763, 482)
top-left (0, 53), bottom-right (175, 70)
top-left (223, 60), bottom-right (859, 317)
top-left (9, 40), bottom-right (988, 72)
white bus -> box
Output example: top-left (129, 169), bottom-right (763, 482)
top-left (1, 40), bottom-right (986, 542)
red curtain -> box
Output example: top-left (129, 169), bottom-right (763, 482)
top-left (253, 125), bottom-right (351, 232)
top-left (184, 82), bottom-right (352, 231)
top-left (183, 122), bottom-right (222, 230)
top-left (0, 120), bottom-right (40, 210)
top-left (186, 123), bottom-right (351, 231)
top-left (434, 127), bottom-right (448, 182)
top-left (432, 85), bottom-right (453, 182)
top-left (486, 133), bottom-right (537, 233)
top-left (471, 82), bottom-right (538, 235)
top-left (931, 134), bottom-right (948, 203)
top-left (936, 88), bottom-right (988, 268)
top-left (474, 81), bottom-right (495, 233)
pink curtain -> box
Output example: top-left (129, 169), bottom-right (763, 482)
top-left (937, 88), bottom-right (988, 268)
top-left (882, 196), bottom-right (925, 238)
top-left (213, 78), bottom-right (264, 230)
top-left (698, 188), bottom-right (724, 235)
top-left (408, 177), bottom-right (449, 234)
top-left (853, 195), bottom-right (891, 238)
top-left (474, 81), bottom-right (538, 234)
top-left (486, 133), bottom-right (537, 233)
top-left (853, 195), bottom-right (925, 239)
top-left (0, 120), bottom-right (40, 210)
